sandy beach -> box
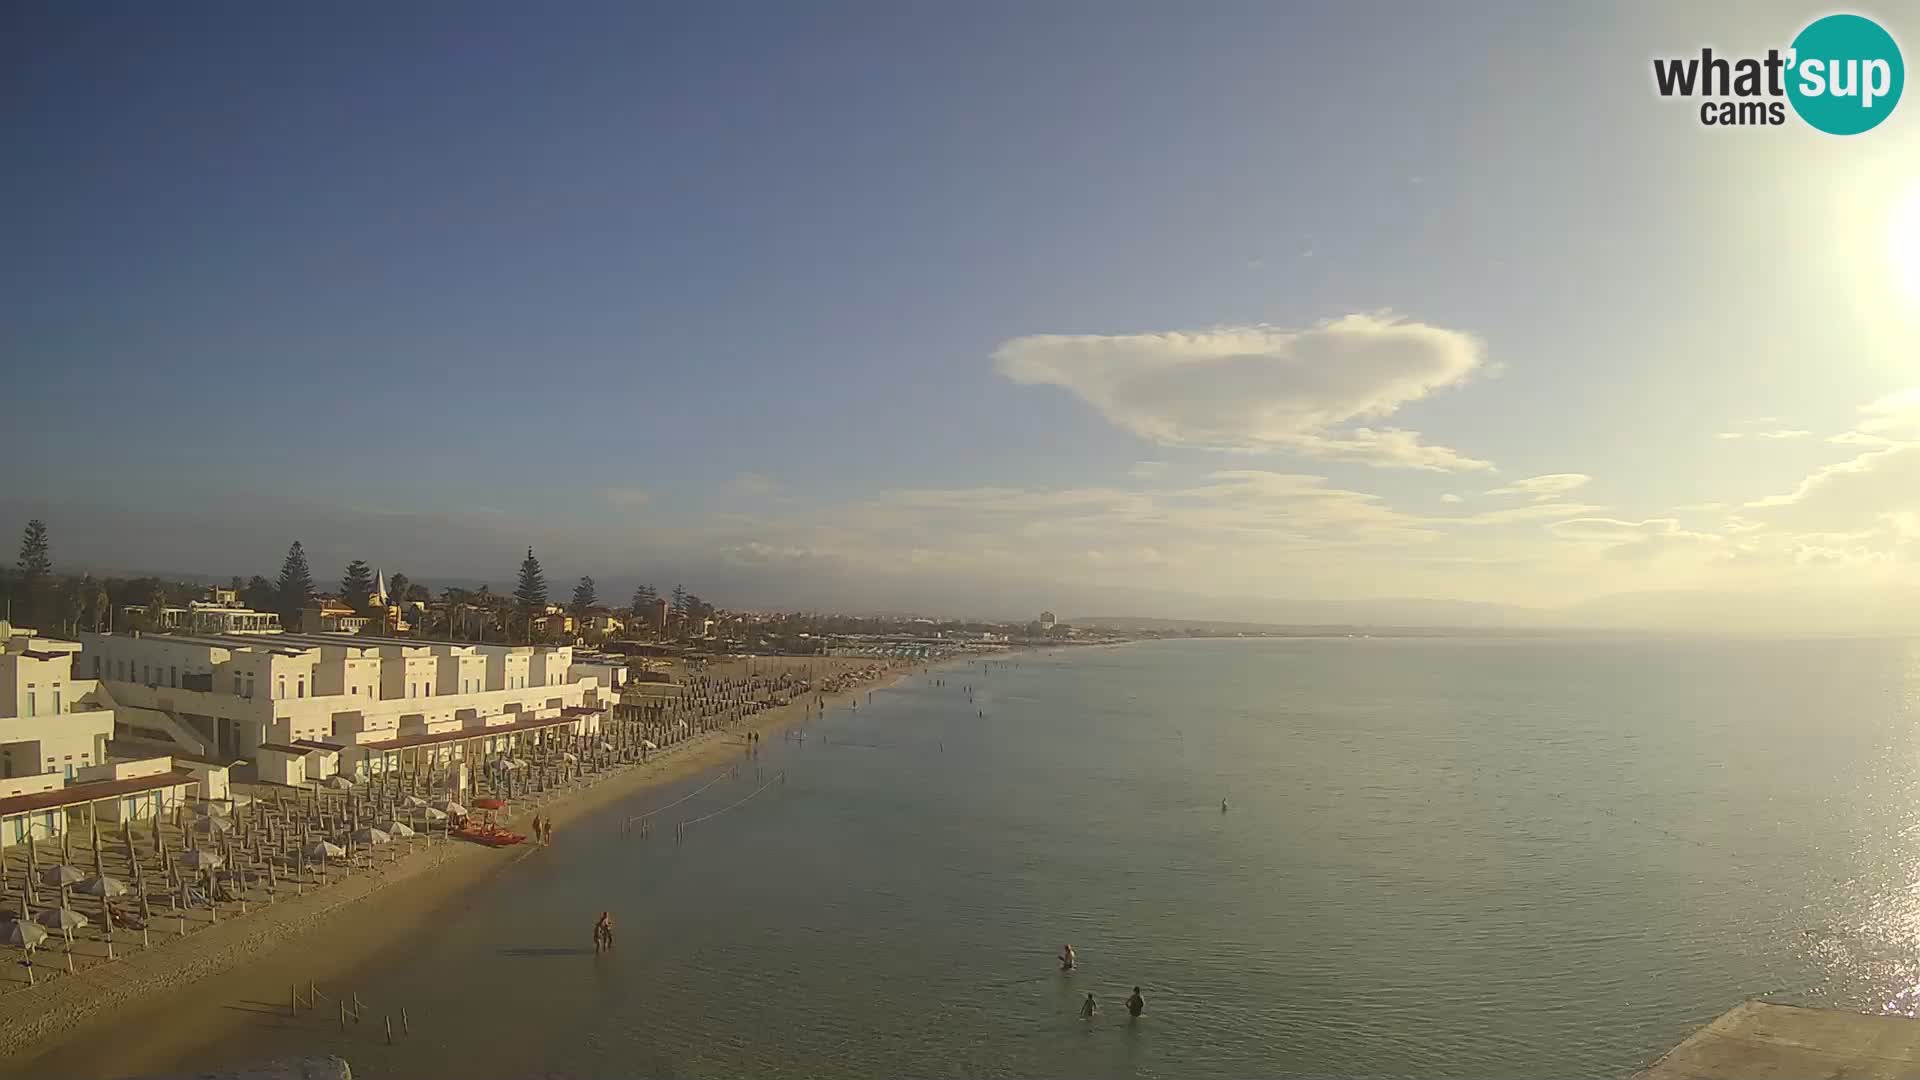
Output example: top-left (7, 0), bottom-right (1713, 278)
top-left (0, 654), bottom-right (937, 1079)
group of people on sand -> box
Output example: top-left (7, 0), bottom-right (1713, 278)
top-left (592, 910), bottom-right (616, 953)
top-left (1058, 944), bottom-right (1146, 1021)
top-left (528, 814), bottom-right (554, 845)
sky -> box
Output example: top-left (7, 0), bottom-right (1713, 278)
top-left (5, 2), bottom-right (1920, 629)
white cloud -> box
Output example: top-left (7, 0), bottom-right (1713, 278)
top-left (1859, 387), bottom-right (1920, 435)
top-left (1745, 443), bottom-right (1920, 528)
top-left (1548, 517), bottom-right (1720, 560)
top-left (728, 472), bottom-right (774, 497)
top-left (1717, 429), bottom-right (1812, 440)
top-left (600, 487), bottom-right (650, 509)
top-left (1485, 473), bottom-right (1591, 500)
top-left (1440, 493), bottom-right (1464, 504)
top-left (993, 313), bottom-right (1490, 471)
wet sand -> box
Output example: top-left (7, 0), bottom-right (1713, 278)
top-left (0, 655), bottom-right (933, 1080)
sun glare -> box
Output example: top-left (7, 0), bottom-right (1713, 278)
top-left (1890, 185), bottom-right (1920, 305)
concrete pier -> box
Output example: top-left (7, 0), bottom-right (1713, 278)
top-left (1635, 1001), bottom-right (1920, 1079)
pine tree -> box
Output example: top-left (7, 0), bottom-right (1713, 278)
top-left (671, 584), bottom-right (688, 613)
top-left (572, 576), bottom-right (597, 617)
top-left (388, 572), bottom-right (411, 605)
top-left (276, 541), bottom-right (317, 618)
top-left (341, 560), bottom-right (376, 611)
top-left (514, 547), bottom-right (548, 642)
top-left (17, 519), bottom-right (51, 579)
top-left (630, 583), bottom-right (657, 616)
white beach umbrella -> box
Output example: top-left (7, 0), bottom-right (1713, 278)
top-left (39, 864), bottom-right (85, 889)
top-left (422, 806), bottom-right (448, 822)
top-left (377, 820), bottom-right (416, 838)
top-left (347, 827), bottom-right (391, 847)
top-left (178, 849), bottom-right (224, 871)
top-left (400, 794), bottom-right (429, 809)
top-left (1, 918), bottom-right (48, 950)
top-left (640, 740), bottom-right (658, 750)
top-left (304, 840), bottom-right (345, 860)
top-left (75, 875), bottom-right (129, 898)
top-left (434, 800), bottom-right (468, 817)
top-left (321, 774), bottom-right (356, 791)
top-left (34, 907), bottom-right (88, 932)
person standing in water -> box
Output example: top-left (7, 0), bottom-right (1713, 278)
top-left (1080, 993), bottom-right (1097, 1019)
top-left (1059, 944), bottom-right (1076, 971)
top-left (1126, 987), bottom-right (1145, 1018)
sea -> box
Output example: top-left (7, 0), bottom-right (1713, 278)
top-left (136, 635), bottom-right (1920, 1078)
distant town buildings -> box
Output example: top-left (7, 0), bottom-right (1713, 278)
top-left (1039, 611), bottom-right (1057, 631)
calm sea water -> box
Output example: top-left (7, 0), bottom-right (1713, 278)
top-left (153, 636), bottom-right (1920, 1078)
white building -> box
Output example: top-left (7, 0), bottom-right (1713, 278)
top-left (0, 622), bottom-right (116, 784)
top-left (75, 630), bottom-right (605, 764)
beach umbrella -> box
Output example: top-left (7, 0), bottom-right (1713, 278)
top-left (75, 875), bottom-right (129, 898)
top-left (422, 806), bottom-right (448, 822)
top-left (304, 840), bottom-right (345, 860)
top-left (400, 794), bottom-right (429, 809)
top-left (34, 906), bottom-right (88, 934)
top-left (191, 815), bottom-right (233, 834)
top-left (434, 800), bottom-right (468, 817)
top-left (178, 850), bottom-right (224, 871)
top-left (321, 775), bottom-right (355, 791)
top-left (376, 820), bottom-right (416, 838)
top-left (640, 740), bottom-right (658, 750)
top-left (192, 800), bottom-right (232, 818)
top-left (347, 827), bottom-right (391, 846)
top-left (560, 751), bottom-right (578, 763)
top-left (1, 918), bottom-right (48, 950)
top-left (39, 864), bottom-right (84, 889)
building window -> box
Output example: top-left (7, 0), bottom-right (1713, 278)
top-left (234, 675), bottom-right (242, 695)
top-left (24, 692), bottom-right (35, 718)
top-left (297, 679), bottom-right (305, 699)
top-left (52, 690), bottom-right (61, 714)
top-left (170, 665), bottom-right (178, 688)
top-left (351, 686), bottom-right (358, 695)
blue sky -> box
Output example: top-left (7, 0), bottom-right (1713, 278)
top-left (6, 3), bottom-right (1919, 626)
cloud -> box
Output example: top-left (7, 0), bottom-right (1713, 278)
top-left (993, 313), bottom-right (1490, 470)
top-left (1745, 443), bottom-right (1920, 528)
top-left (1548, 517), bottom-right (1720, 560)
top-left (1859, 387), bottom-right (1920, 435)
top-left (1485, 473), bottom-right (1591, 500)
top-left (600, 487), bottom-right (650, 509)
top-left (727, 472), bottom-right (774, 498)
top-left (1440, 493), bottom-right (1464, 504)
top-left (1716, 429), bottom-right (1812, 440)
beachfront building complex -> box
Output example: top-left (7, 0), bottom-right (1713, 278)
top-left (73, 631), bottom-right (611, 773)
top-left (0, 621), bottom-right (231, 851)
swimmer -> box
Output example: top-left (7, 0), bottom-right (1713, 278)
top-left (1059, 944), bottom-right (1076, 971)
top-left (1126, 986), bottom-right (1144, 1017)
top-left (1080, 992), bottom-right (1097, 1019)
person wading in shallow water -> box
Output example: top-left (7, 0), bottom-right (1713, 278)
top-left (1127, 987), bottom-right (1145, 1018)
top-left (1080, 993), bottom-right (1097, 1020)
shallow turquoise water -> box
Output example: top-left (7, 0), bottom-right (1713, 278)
top-left (152, 636), bottom-right (1920, 1077)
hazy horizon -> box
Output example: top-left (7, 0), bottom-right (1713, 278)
top-left (7, 3), bottom-right (1918, 633)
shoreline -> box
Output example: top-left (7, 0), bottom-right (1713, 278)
top-left (0, 654), bottom-right (963, 1079)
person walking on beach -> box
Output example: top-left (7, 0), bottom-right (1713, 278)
top-left (1126, 987), bottom-right (1145, 1018)
top-left (1080, 993), bottom-right (1097, 1020)
top-left (531, 814), bottom-right (542, 842)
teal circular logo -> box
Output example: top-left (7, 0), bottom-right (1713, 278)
top-left (1787, 14), bottom-right (1904, 134)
